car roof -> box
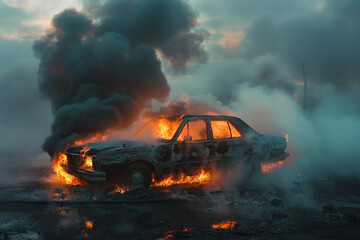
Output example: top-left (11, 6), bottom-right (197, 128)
top-left (182, 115), bottom-right (238, 120)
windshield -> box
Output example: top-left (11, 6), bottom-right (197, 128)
top-left (133, 117), bottom-right (182, 140)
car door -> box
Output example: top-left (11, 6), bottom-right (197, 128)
top-left (210, 119), bottom-right (251, 167)
top-left (171, 119), bottom-right (213, 173)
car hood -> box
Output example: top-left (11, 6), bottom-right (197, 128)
top-left (66, 140), bottom-right (158, 154)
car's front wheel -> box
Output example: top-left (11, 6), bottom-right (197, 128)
top-left (124, 163), bottom-right (153, 188)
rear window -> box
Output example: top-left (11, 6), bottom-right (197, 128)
top-left (211, 120), bottom-right (242, 139)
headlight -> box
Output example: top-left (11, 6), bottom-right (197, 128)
top-left (81, 156), bottom-right (93, 171)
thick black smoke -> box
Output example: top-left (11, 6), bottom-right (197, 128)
top-left (33, 0), bottom-right (207, 156)
top-left (145, 96), bottom-right (231, 118)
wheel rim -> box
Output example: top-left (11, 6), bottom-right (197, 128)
top-left (128, 169), bottom-right (146, 186)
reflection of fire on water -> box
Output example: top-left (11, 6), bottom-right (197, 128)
top-left (212, 220), bottom-right (237, 230)
top-left (164, 232), bottom-right (175, 239)
top-left (84, 220), bottom-right (93, 229)
top-left (182, 227), bottom-right (193, 232)
top-left (82, 219), bottom-right (94, 238)
top-left (56, 207), bottom-right (70, 216)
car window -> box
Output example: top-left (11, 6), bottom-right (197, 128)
top-left (211, 120), bottom-right (242, 139)
top-left (177, 120), bottom-right (207, 141)
top-left (229, 122), bottom-right (242, 137)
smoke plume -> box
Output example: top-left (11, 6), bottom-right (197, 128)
top-left (33, 0), bottom-right (207, 156)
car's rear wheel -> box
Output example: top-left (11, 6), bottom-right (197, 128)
top-left (124, 163), bottom-right (153, 188)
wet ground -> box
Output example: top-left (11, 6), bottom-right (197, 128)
top-left (0, 166), bottom-right (360, 240)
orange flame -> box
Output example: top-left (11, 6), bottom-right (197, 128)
top-left (163, 232), bottom-right (175, 239)
top-left (74, 133), bottom-right (107, 145)
top-left (85, 220), bottom-right (93, 229)
top-left (82, 219), bottom-right (94, 238)
top-left (212, 220), bottom-right (237, 230)
top-left (80, 146), bottom-right (90, 156)
top-left (261, 161), bottom-right (285, 173)
top-left (52, 153), bottom-right (83, 185)
top-left (82, 156), bottom-right (93, 171)
top-left (152, 169), bottom-right (211, 187)
top-left (80, 146), bottom-right (93, 171)
top-left (113, 185), bottom-right (129, 194)
top-left (154, 118), bottom-right (181, 139)
top-left (211, 120), bottom-right (242, 139)
top-left (182, 227), bottom-right (194, 232)
top-left (261, 130), bottom-right (289, 173)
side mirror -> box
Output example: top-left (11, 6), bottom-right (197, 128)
top-left (184, 135), bottom-right (192, 142)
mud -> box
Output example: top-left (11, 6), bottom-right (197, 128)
top-left (0, 166), bottom-right (359, 239)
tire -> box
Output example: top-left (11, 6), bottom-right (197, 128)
top-left (124, 162), bottom-right (153, 188)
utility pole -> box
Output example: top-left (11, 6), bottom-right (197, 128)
top-left (301, 60), bottom-right (307, 111)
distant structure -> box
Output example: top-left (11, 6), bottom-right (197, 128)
top-left (301, 60), bottom-right (307, 111)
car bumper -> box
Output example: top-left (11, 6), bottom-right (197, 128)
top-left (279, 152), bottom-right (289, 160)
top-left (265, 151), bottom-right (290, 162)
top-left (61, 164), bottom-right (106, 182)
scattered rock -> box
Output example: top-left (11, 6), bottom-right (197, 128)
top-left (327, 214), bottom-right (341, 221)
top-left (342, 213), bottom-right (359, 222)
top-left (272, 210), bottom-right (288, 220)
top-left (270, 198), bottom-right (284, 208)
top-left (271, 186), bottom-right (285, 197)
top-left (338, 207), bottom-right (360, 222)
top-left (292, 181), bottom-right (301, 187)
top-left (259, 222), bottom-right (266, 228)
top-left (0, 232), bottom-right (9, 240)
top-left (322, 203), bottom-right (336, 213)
top-left (135, 212), bottom-right (154, 227)
top-left (55, 188), bottom-right (63, 194)
top-left (6, 231), bottom-right (39, 240)
top-left (234, 226), bottom-right (256, 236)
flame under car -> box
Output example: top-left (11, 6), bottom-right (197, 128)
top-left (63, 115), bottom-right (289, 187)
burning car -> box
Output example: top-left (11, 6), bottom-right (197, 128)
top-left (62, 115), bottom-right (289, 187)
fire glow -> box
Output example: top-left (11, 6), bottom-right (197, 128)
top-left (152, 169), bottom-right (211, 187)
top-left (154, 118), bottom-right (181, 140)
top-left (82, 219), bottom-right (94, 237)
top-left (113, 185), bottom-right (129, 194)
top-left (51, 137), bottom-right (103, 186)
top-left (52, 153), bottom-right (83, 186)
top-left (212, 220), bottom-right (237, 230)
top-left (211, 120), bottom-right (242, 139)
top-left (261, 161), bottom-right (285, 173)
top-left (261, 131), bottom-right (289, 173)
top-left (84, 220), bottom-right (93, 229)
top-left (50, 119), bottom-right (289, 188)
top-left (74, 133), bottom-right (107, 145)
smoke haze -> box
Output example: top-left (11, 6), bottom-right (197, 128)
top-left (0, 0), bottom-right (359, 184)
